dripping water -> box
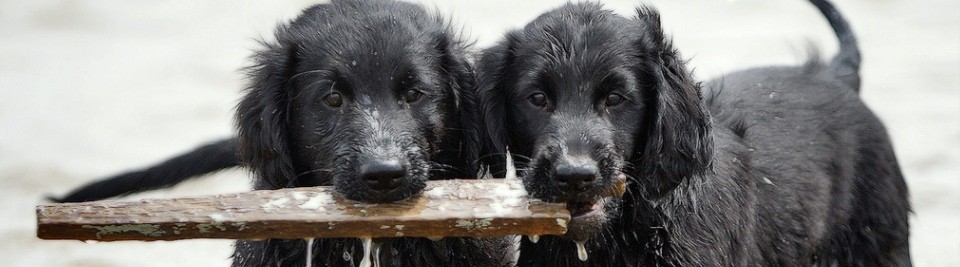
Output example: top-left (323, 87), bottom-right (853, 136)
top-left (359, 238), bottom-right (373, 267)
top-left (305, 238), bottom-right (314, 267)
top-left (505, 148), bottom-right (517, 180)
top-left (528, 235), bottom-right (539, 244)
top-left (372, 240), bottom-right (382, 267)
top-left (575, 241), bottom-right (588, 261)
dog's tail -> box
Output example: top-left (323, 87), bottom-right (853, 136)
top-left (48, 138), bottom-right (241, 203)
top-left (810, 0), bottom-right (861, 91)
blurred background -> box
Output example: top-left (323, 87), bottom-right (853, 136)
top-left (1, 0), bottom-right (956, 266)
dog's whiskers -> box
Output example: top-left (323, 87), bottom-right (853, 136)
top-left (295, 168), bottom-right (333, 178)
top-left (428, 162), bottom-right (465, 176)
top-left (479, 152), bottom-right (534, 162)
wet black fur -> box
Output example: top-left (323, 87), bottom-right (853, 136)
top-left (50, 138), bottom-right (240, 203)
top-left (477, 1), bottom-right (910, 266)
top-left (231, 0), bottom-right (510, 266)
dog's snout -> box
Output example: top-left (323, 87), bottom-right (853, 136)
top-left (553, 164), bottom-right (598, 190)
top-left (360, 160), bottom-right (406, 191)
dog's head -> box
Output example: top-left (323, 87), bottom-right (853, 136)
top-left (237, 1), bottom-right (478, 203)
top-left (478, 3), bottom-right (712, 241)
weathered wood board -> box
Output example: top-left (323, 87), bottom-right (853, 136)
top-left (37, 179), bottom-right (570, 241)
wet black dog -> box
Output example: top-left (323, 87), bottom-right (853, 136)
top-left (478, 1), bottom-right (910, 266)
top-left (55, 0), bottom-right (511, 266)
top-left (231, 1), bottom-right (520, 266)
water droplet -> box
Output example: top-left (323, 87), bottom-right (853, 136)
top-left (505, 148), bottom-right (518, 180)
top-left (372, 241), bottom-right (382, 267)
top-left (351, 60), bottom-right (357, 66)
top-left (575, 241), bottom-right (588, 261)
top-left (304, 238), bottom-right (314, 267)
top-left (343, 251), bottom-right (352, 261)
top-left (528, 235), bottom-right (539, 244)
top-left (359, 238), bottom-right (372, 267)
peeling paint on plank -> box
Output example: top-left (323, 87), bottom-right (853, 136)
top-left (81, 224), bottom-right (165, 239)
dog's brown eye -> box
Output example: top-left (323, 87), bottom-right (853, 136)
top-left (404, 89), bottom-right (423, 103)
top-left (528, 93), bottom-right (547, 107)
top-left (322, 92), bottom-right (343, 107)
top-left (605, 93), bottom-right (624, 106)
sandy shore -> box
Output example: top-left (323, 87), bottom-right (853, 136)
top-left (1, 0), bottom-right (956, 266)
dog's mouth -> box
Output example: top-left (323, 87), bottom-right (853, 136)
top-left (519, 151), bottom-right (628, 240)
top-left (337, 173), bottom-right (427, 203)
top-left (566, 200), bottom-right (603, 217)
top-left (566, 172), bottom-right (626, 217)
top-left (562, 197), bottom-right (611, 241)
top-left (562, 172), bottom-right (626, 240)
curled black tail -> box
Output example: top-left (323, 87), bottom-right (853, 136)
top-left (810, 0), bottom-right (861, 91)
top-left (49, 138), bottom-right (241, 203)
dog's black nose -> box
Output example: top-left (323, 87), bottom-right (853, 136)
top-left (360, 160), bottom-right (406, 191)
top-left (554, 164), bottom-right (598, 190)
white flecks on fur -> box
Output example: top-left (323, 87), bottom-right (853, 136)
top-left (359, 94), bottom-right (373, 106)
top-left (362, 108), bottom-right (401, 157)
top-left (563, 152), bottom-right (596, 168)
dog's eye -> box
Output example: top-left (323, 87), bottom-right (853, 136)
top-left (322, 92), bottom-right (343, 107)
top-left (605, 93), bottom-right (624, 106)
top-left (404, 89), bottom-right (423, 103)
top-left (528, 93), bottom-right (548, 107)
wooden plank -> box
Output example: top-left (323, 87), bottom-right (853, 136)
top-left (37, 179), bottom-right (570, 241)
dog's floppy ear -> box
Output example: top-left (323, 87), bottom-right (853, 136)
top-left (475, 32), bottom-right (520, 177)
top-left (432, 30), bottom-right (482, 178)
top-left (633, 7), bottom-right (713, 196)
top-left (236, 39), bottom-right (299, 190)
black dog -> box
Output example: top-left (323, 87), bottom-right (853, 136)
top-left (477, 1), bottom-right (910, 266)
top-left (55, 0), bottom-right (511, 266)
top-left (233, 0), bottom-right (520, 266)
